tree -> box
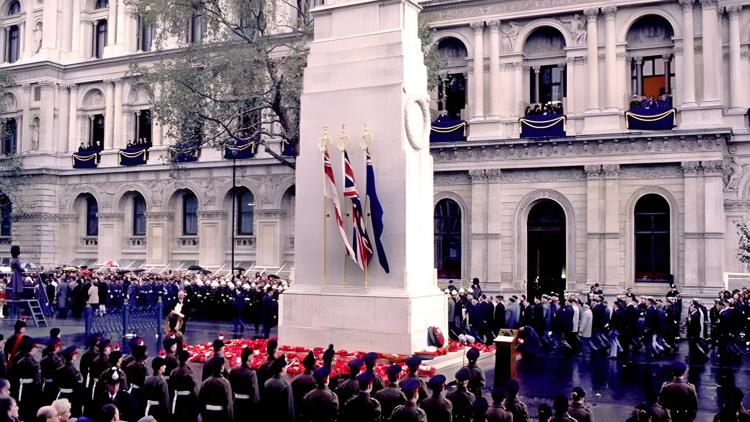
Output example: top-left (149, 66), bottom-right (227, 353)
top-left (129, 0), bottom-right (312, 169)
top-left (0, 71), bottom-right (23, 196)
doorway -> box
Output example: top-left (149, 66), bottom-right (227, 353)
top-left (527, 199), bottom-right (566, 299)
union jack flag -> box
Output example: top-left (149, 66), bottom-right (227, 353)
top-left (323, 151), bottom-right (355, 258)
top-left (343, 150), bottom-right (373, 271)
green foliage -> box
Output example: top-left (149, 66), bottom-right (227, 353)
top-left (127, 0), bottom-right (312, 168)
top-left (418, 21), bottom-right (445, 93)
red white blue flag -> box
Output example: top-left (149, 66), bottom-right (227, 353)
top-left (343, 150), bottom-right (373, 271)
top-left (323, 151), bottom-right (355, 258)
top-left (365, 149), bottom-right (390, 273)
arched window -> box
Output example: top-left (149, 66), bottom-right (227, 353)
top-left (434, 198), bottom-right (461, 279)
top-left (634, 194), bottom-right (670, 282)
top-left (132, 194), bottom-right (147, 236)
top-left (90, 114), bottom-right (105, 151)
top-left (0, 194), bottom-right (11, 237)
top-left (95, 0), bottom-right (108, 9)
top-left (7, 1), bottom-right (20, 15)
top-left (436, 38), bottom-right (468, 120)
top-left (6, 25), bottom-right (19, 63)
top-left (523, 27), bottom-right (567, 107)
top-left (626, 15), bottom-right (675, 99)
top-left (86, 196), bottom-right (98, 236)
top-left (237, 189), bottom-right (254, 235)
top-left (2, 118), bottom-right (17, 155)
top-left (93, 19), bottom-right (107, 58)
top-left (182, 192), bottom-right (198, 236)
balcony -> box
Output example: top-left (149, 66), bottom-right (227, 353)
top-left (80, 236), bottom-right (98, 247)
top-left (177, 236), bottom-right (199, 248)
top-left (625, 97), bottom-right (676, 131)
top-left (0, 236), bottom-right (11, 245)
top-left (126, 237), bottom-right (146, 248)
top-left (235, 236), bottom-right (256, 248)
top-left (430, 116), bottom-right (467, 143)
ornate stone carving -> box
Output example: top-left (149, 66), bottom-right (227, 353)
top-left (435, 172), bottom-right (471, 186)
top-left (257, 175), bottom-right (283, 205)
top-left (722, 156), bottom-right (741, 190)
top-left (423, 0), bottom-right (593, 25)
top-left (602, 5), bottom-right (617, 18)
top-left (584, 165), bottom-right (601, 178)
top-left (620, 165), bottom-right (682, 180)
top-left (602, 164), bottom-right (620, 178)
top-left (500, 21), bottom-right (522, 53)
top-left (725, 4), bottom-right (742, 15)
top-left (469, 21), bottom-right (484, 31)
top-left (699, 0), bottom-right (717, 7)
top-left (560, 13), bottom-right (587, 45)
top-left (147, 180), bottom-right (165, 209)
top-left (500, 168), bottom-right (584, 183)
top-left (486, 19), bottom-right (501, 30)
top-left (681, 161), bottom-right (701, 176)
top-left (701, 159), bottom-right (724, 176)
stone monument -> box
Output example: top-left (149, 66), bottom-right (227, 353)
top-left (279, 0), bottom-right (447, 354)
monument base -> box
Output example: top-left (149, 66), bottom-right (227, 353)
top-left (279, 285), bottom-right (447, 355)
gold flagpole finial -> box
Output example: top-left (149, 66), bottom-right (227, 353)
top-left (319, 127), bottom-right (332, 153)
top-left (337, 124), bottom-right (351, 151)
top-left (360, 123), bottom-right (373, 151)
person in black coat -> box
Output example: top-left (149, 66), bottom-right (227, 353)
top-left (303, 366), bottom-right (340, 422)
top-left (169, 349), bottom-right (198, 422)
top-left (56, 346), bottom-right (84, 416)
top-left (94, 367), bottom-right (139, 422)
top-left (342, 372), bottom-right (382, 422)
top-left (10, 337), bottom-right (41, 422)
top-left (262, 354), bottom-right (294, 422)
top-left (376, 365), bottom-right (406, 422)
top-left (261, 287), bottom-right (276, 338)
top-left (492, 296), bottom-right (506, 334)
top-left (0, 335), bottom-right (7, 381)
top-left (202, 339), bottom-right (229, 382)
top-left (229, 347), bottom-right (260, 421)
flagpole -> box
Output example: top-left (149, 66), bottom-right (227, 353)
top-left (339, 125), bottom-right (350, 287)
top-left (361, 124), bottom-right (372, 289)
top-left (320, 128), bottom-right (332, 286)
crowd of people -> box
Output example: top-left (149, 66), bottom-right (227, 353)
top-left (628, 92), bottom-right (673, 111)
top-left (523, 102), bottom-right (564, 117)
top-left (446, 279), bottom-right (750, 364)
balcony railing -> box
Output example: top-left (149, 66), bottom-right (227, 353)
top-left (80, 236), bottom-right (98, 247)
top-left (0, 236), bottom-right (11, 245)
top-left (235, 236), bottom-right (256, 247)
top-left (126, 237), bottom-right (146, 248)
top-left (430, 116), bottom-right (467, 143)
top-left (177, 236), bottom-right (199, 248)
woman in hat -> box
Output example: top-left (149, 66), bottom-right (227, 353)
top-left (8, 246), bottom-right (23, 318)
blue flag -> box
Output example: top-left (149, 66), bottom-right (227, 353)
top-left (365, 150), bottom-right (390, 273)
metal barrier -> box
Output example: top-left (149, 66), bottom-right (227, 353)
top-left (85, 297), bottom-right (163, 354)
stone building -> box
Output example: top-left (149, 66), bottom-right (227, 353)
top-left (0, 0), bottom-right (749, 297)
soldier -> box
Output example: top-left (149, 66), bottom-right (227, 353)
top-left (257, 339), bottom-right (278, 395)
top-left (568, 386), bottom-right (593, 422)
top-left (342, 372), bottom-right (382, 422)
top-left (714, 386), bottom-right (750, 422)
top-left (419, 374), bottom-right (452, 422)
top-left (446, 368), bottom-right (475, 422)
top-left (101, 350), bottom-right (129, 393)
top-left (169, 349), bottom-right (198, 422)
top-left (398, 356), bottom-right (427, 402)
top-left (162, 338), bottom-right (180, 378)
top-left (11, 336), bottom-right (41, 422)
top-left (503, 379), bottom-right (528, 422)
top-left (658, 362), bottom-right (698, 422)
top-left (199, 357), bottom-right (234, 422)
top-left (229, 347), bottom-right (260, 420)
top-left (362, 352), bottom-right (385, 394)
top-left (291, 351), bottom-right (316, 418)
top-left (39, 338), bottom-right (64, 406)
top-left (336, 358), bottom-right (363, 406)
top-left (463, 347), bottom-right (485, 397)
top-left (486, 387), bottom-right (513, 422)
top-left (55, 346), bottom-right (84, 416)
top-left (94, 367), bottom-right (138, 422)
top-left (142, 356), bottom-right (170, 421)
top-left (262, 354), bottom-right (294, 422)
top-left (3, 320), bottom-right (27, 364)
top-left (376, 364), bottom-right (406, 422)
top-left (303, 366), bottom-right (339, 422)
top-left (78, 335), bottom-right (99, 395)
top-left (88, 338), bottom-right (112, 403)
top-left (390, 379), bottom-right (427, 422)
top-left (125, 340), bottom-right (149, 409)
top-left (201, 339), bottom-right (229, 381)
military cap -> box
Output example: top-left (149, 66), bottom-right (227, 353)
top-left (271, 354), bottom-right (288, 372)
top-left (505, 379), bottom-right (520, 394)
top-left (455, 367), bottom-right (470, 382)
top-left (49, 328), bottom-right (61, 338)
top-left (427, 374), bottom-right (446, 389)
top-left (405, 356), bottom-right (422, 370)
top-left (302, 351), bottom-right (316, 369)
top-left (241, 347), bottom-right (254, 363)
top-left (386, 364), bottom-right (402, 378)
top-left (363, 352), bottom-right (378, 365)
top-left (357, 372), bottom-right (375, 384)
top-left (163, 337), bottom-right (177, 350)
top-left (13, 320), bottom-right (26, 332)
top-left (61, 345), bottom-right (78, 360)
top-left (473, 396), bottom-right (489, 413)
top-left (466, 347), bottom-right (480, 361)
top-left (212, 339), bottom-right (225, 350)
top-left (491, 386), bottom-right (508, 399)
top-left (177, 349), bottom-right (190, 363)
top-left (323, 345), bottom-right (335, 365)
top-left (103, 368), bottom-right (122, 385)
top-left (266, 339), bottom-right (279, 353)
top-left (348, 358), bottom-right (363, 371)
top-left (401, 378), bottom-right (420, 392)
top-left (98, 339), bottom-right (112, 350)
top-left (151, 356), bottom-right (166, 372)
top-left (671, 361), bottom-right (688, 375)
top-left (313, 366), bottom-right (331, 381)
top-left (571, 386), bottom-right (586, 399)
top-left (108, 350), bottom-right (123, 365)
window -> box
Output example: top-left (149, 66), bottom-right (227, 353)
top-left (7, 1), bottom-right (20, 15)
top-left (33, 86), bottom-right (41, 101)
top-left (437, 74), bottom-right (466, 120)
top-left (631, 56), bottom-right (674, 98)
top-left (0, 194), bottom-right (10, 237)
top-left (182, 192), bottom-right (198, 236)
top-left (530, 65), bottom-right (565, 104)
top-left (95, 0), bottom-right (108, 9)
top-left (137, 15), bottom-right (154, 52)
top-left (86, 196), bottom-right (98, 236)
top-left (239, 101), bottom-right (261, 142)
top-left (90, 114), bottom-right (105, 151)
top-left (434, 199), bottom-right (461, 279)
top-left (7, 25), bottom-right (19, 63)
top-left (2, 118), bottom-right (17, 155)
top-left (634, 194), bottom-right (670, 282)
top-left (133, 194), bottom-right (147, 236)
top-left (188, 8), bottom-right (204, 44)
top-left (93, 19), bottom-right (107, 58)
top-left (237, 189), bottom-right (254, 235)
top-left (133, 110), bottom-right (152, 147)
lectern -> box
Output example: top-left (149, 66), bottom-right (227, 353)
top-left (493, 329), bottom-right (518, 387)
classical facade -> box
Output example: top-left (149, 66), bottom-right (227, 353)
top-left (0, 0), bottom-right (750, 296)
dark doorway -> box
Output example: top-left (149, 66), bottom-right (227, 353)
top-left (435, 199), bottom-right (462, 279)
top-left (527, 199), bottom-right (566, 299)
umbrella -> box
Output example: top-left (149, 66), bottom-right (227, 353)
top-left (63, 266), bottom-right (78, 272)
top-left (105, 259), bottom-right (119, 268)
top-left (187, 265), bottom-right (204, 271)
top-left (22, 263), bottom-right (37, 270)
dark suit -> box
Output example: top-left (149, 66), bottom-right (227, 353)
top-left (445, 385), bottom-right (475, 422)
top-left (419, 394), bottom-right (452, 422)
top-left (375, 385), bottom-right (406, 422)
top-left (229, 365), bottom-right (260, 421)
top-left (302, 386), bottom-right (339, 422)
top-left (93, 389), bottom-right (139, 422)
top-left (659, 379), bottom-right (698, 422)
top-left (342, 392), bottom-right (382, 422)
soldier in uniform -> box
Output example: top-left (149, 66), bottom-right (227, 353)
top-left (291, 351), bottom-right (316, 418)
top-left (419, 374), bottom-right (452, 422)
top-left (87, 338), bottom-right (112, 405)
top-left (362, 352), bottom-right (385, 394)
top-left (567, 386), bottom-right (593, 422)
top-left (229, 347), bottom-right (260, 421)
top-left (342, 372), bottom-right (382, 422)
top-left (658, 362), bottom-right (698, 422)
top-left (94, 367), bottom-right (139, 422)
top-left (39, 338), bottom-right (64, 406)
top-left (169, 349), bottom-right (198, 422)
top-left (125, 340), bottom-right (149, 410)
top-left (101, 350), bottom-right (129, 393)
top-left (336, 358), bottom-right (363, 406)
top-left (55, 346), bottom-right (84, 416)
top-left (257, 339), bottom-right (278, 395)
top-left (463, 347), bottom-right (485, 397)
top-left (78, 335), bottom-right (99, 396)
top-left (486, 387), bottom-right (513, 422)
top-left (446, 368), bottom-right (475, 422)
top-left (11, 336), bottom-right (41, 422)
top-left (390, 378), bottom-right (427, 422)
top-left (142, 356), bottom-right (170, 421)
top-left (302, 366), bottom-right (339, 422)
top-left (375, 364), bottom-right (406, 422)
top-left (262, 354), bottom-right (294, 422)
top-left (202, 339), bottom-right (229, 381)
top-left (199, 357), bottom-right (234, 422)
top-left (162, 337), bottom-right (180, 378)
top-left (398, 356), bottom-right (427, 403)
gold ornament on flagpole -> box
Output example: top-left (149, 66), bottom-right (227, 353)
top-left (360, 123), bottom-right (373, 152)
top-left (319, 126), bottom-right (332, 153)
top-left (337, 124), bottom-right (351, 151)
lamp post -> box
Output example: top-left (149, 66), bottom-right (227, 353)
top-left (231, 157), bottom-right (236, 282)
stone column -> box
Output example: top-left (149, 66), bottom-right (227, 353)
top-left (255, 209), bottom-right (283, 267)
top-left (20, 84), bottom-right (30, 152)
top-left (198, 210), bottom-right (226, 268)
top-left (107, 2), bottom-right (117, 47)
top-left (485, 171), bottom-right (503, 290)
top-left (116, 0), bottom-right (126, 46)
top-left (104, 79), bottom-right (114, 150)
top-left (487, 20), bottom-right (501, 118)
top-left (532, 66), bottom-right (540, 103)
top-left (603, 164), bottom-right (621, 289)
top-left (22, 4), bottom-right (34, 58)
top-left (0, 27), bottom-right (6, 63)
top-left (113, 80), bottom-right (124, 149)
top-left (39, 82), bottom-right (55, 152)
top-left (682, 161), bottom-right (700, 289)
top-left (585, 165), bottom-right (603, 285)
top-left (513, 62), bottom-right (523, 116)
top-left (469, 170), bottom-right (489, 284)
top-left (584, 7), bottom-right (600, 111)
top-left (70, 0), bottom-right (81, 56)
top-left (700, 0), bottom-right (720, 104)
top-left (727, 5), bottom-right (742, 108)
top-left (680, 0), bottom-right (697, 106)
top-left (97, 212), bottom-right (124, 264)
top-left (634, 57), bottom-right (643, 96)
top-left (470, 21), bottom-right (485, 120)
top-left (702, 160), bottom-right (725, 291)
top-left (501, 63), bottom-right (515, 116)
top-left (603, 6), bottom-right (617, 110)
